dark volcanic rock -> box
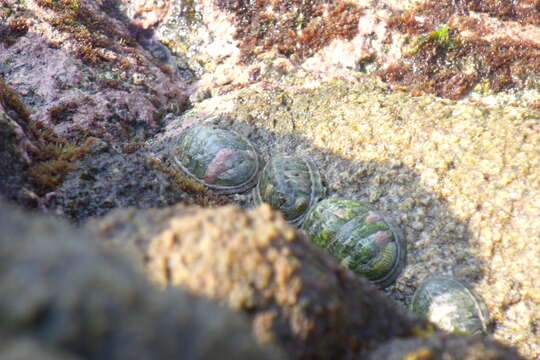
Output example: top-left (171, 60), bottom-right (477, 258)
top-left (0, 198), bottom-right (281, 360)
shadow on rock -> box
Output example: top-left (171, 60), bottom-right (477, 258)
top-left (81, 115), bottom-right (500, 358)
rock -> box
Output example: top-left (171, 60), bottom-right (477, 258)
top-left (0, 338), bottom-right (82, 360)
top-left (0, 198), bottom-right (281, 360)
top-left (88, 203), bottom-right (428, 358)
top-left (190, 74), bottom-right (539, 359)
top-left (48, 142), bottom-right (185, 222)
top-left (0, 108), bottom-right (30, 202)
top-left (0, 0), bottom-right (189, 142)
top-left (1, 0), bottom-right (538, 357)
top-left (367, 333), bottom-right (523, 360)
top-left (115, 0), bottom-right (540, 101)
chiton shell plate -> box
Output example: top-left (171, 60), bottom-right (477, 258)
top-left (302, 197), bottom-right (406, 288)
top-left (410, 275), bottom-right (489, 335)
top-left (171, 125), bottom-right (260, 194)
top-left (254, 155), bottom-right (324, 225)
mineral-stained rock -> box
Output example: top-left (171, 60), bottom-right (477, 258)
top-left (367, 333), bottom-right (523, 360)
top-left (88, 203), bottom-right (429, 358)
top-left (0, 198), bottom-right (281, 360)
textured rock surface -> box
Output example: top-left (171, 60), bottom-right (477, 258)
top-left (0, 198), bottom-right (281, 360)
top-left (48, 139), bottom-right (184, 221)
top-left (1, 0), bottom-right (539, 357)
top-left (88, 203), bottom-right (428, 359)
top-left (116, 0), bottom-right (540, 102)
top-left (156, 73), bottom-right (540, 358)
top-left (368, 334), bottom-right (523, 360)
top-left (0, 338), bottom-right (82, 360)
top-left (0, 108), bottom-right (30, 202)
top-left (0, 0), bottom-right (188, 141)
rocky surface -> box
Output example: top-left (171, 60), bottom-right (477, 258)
top-left (171, 73), bottom-right (539, 359)
top-left (117, 0), bottom-right (540, 102)
top-left (88, 202), bottom-right (527, 359)
top-left (0, 197), bottom-right (281, 359)
top-left (0, 0), bottom-right (188, 141)
top-left (131, 69), bottom-right (539, 357)
top-left (368, 333), bottom-right (523, 360)
top-left (0, 338), bottom-right (83, 360)
top-left (1, 0), bottom-right (539, 358)
top-left (0, 0), bottom-right (190, 206)
top-left (88, 203), bottom-right (427, 359)
top-left (0, 105), bottom-right (30, 203)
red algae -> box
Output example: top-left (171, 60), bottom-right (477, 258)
top-left (383, 0), bottom-right (540, 99)
top-left (216, 0), bottom-right (363, 63)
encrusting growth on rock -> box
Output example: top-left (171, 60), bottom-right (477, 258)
top-left (217, 0), bottom-right (363, 63)
top-left (0, 79), bottom-right (92, 194)
top-left (89, 203), bottom-right (429, 359)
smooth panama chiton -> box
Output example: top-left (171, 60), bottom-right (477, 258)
top-left (171, 125), bottom-right (260, 194)
top-left (410, 275), bottom-right (489, 335)
top-left (254, 155), bottom-right (324, 225)
top-left (302, 197), bottom-right (406, 288)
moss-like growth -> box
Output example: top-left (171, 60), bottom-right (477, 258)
top-left (409, 26), bottom-right (461, 55)
top-left (216, 0), bottom-right (363, 63)
top-left (0, 78), bottom-right (32, 124)
top-left (48, 101), bottom-right (79, 125)
top-left (383, 1), bottom-right (540, 99)
top-left (27, 138), bottom-right (93, 193)
top-left (0, 17), bottom-right (31, 47)
top-left (1, 78), bottom-right (91, 193)
top-left (35, 0), bottom-right (137, 65)
top-left (147, 156), bottom-right (231, 207)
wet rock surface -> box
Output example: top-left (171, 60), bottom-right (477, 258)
top-left (179, 74), bottom-right (538, 358)
top-left (48, 139), bottom-right (185, 221)
top-left (0, 198), bottom-right (280, 360)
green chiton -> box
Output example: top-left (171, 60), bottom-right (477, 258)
top-left (302, 197), bottom-right (406, 288)
top-left (254, 155), bottom-right (324, 225)
top-left (410, 275), bottom-right (489, 335)
top-left (171, 125), bottom-right (260, 194)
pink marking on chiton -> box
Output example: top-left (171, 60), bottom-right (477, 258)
top-left (203, 148), bottom-right (236, 184)
top-left (374, 231), bottom-right (391, 246)
top-left (333, 209), bottom-right (347, 219)
top-left (365, 211), bottom-right (382, 223)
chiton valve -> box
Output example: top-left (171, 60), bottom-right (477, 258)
top-left (254, 155), bottom-right (324, 225)
top-left (302, 197), bottom-right (406, 288)
top-left (171, 125), bottom-right (260, 194)
top-left (410, 275), bottom-right (489, 335)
